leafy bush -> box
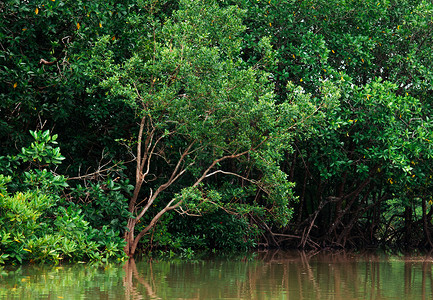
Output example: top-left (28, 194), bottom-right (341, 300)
top-left (152, 210), bottom-right (260, 252)
top-left (68, 177), bottom-right (133, 235)
top-left (0, 130), bottom-right (128, 264)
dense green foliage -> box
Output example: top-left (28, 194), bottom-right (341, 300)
top-left (236, 0), bottom-right (433, 248)
top-left (0, 130), bottom-right (127, 264)
top-left (1, 0), bottom-right (433, 263)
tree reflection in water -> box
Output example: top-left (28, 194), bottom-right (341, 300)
top-left (1, 250), bottom-right (433, 299)
top-left (121, 250), bottom-right (433, 300)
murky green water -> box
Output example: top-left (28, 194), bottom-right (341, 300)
top-left (1, 250), bottom-right (433, 299)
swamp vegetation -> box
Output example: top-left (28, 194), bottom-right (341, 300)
top-left (1, 0), bottom-right (433, 264)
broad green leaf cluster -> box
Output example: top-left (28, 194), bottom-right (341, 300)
top-left (0, 131), bottom-right (128, 264)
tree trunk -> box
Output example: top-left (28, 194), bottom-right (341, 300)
top-left (403, 205), bottom-right (413, 248)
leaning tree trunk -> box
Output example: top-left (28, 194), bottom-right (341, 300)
top-left (123, 115), bottom-right (253, 257)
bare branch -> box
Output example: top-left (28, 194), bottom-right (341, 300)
top-left (132, 198), bottom-right (183, 250)
top-left (175, 206), bottom-right (202, 217)
top-left (192, 149), bottom-right (251, 188)
top-left (204, 170), bottom-right (257, 184)
top-left (165, 142), bottom-right (195, 186)
top-left (136, 116), bottom-right (146, 183)
top-left (142, 129), bottom-right (165, 177)
top-left (68, 157), bottom-right (130, 181)
top-left (134, 144), bottom-right (195, 221)
top-left (39, 58), bottom-right (56, 66)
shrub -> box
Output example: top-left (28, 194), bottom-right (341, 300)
top-left (0, 131), bottom-right (128, 264)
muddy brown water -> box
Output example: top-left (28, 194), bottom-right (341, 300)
top-left (1, 250), bottom-right (433, 299)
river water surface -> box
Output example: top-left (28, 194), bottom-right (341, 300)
top-left (1, 250), bottom-right (433, 299)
